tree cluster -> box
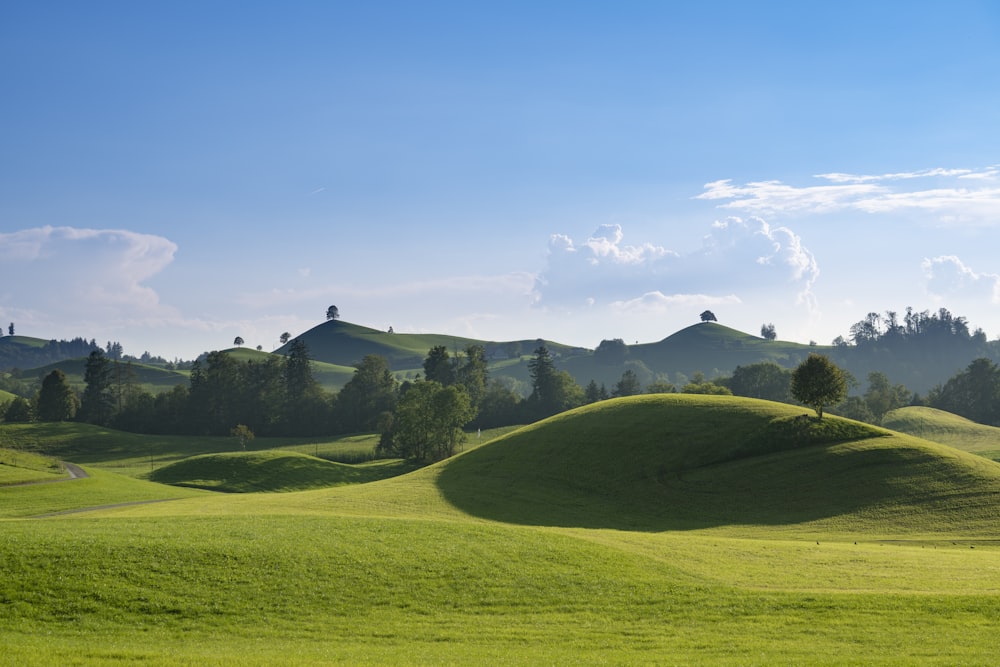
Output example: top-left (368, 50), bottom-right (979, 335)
top-left (928, 358), bottom-right (1000, 426)
top-left (845, 307), bottom-right (986, 348)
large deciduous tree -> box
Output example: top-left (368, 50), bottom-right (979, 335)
top-left (37, 369), bottom-right (76, 421)
top-left (335, 354), bottom-right (398, 432)
top-left (790, 354), bottom-right (847, 419)
top-left (326, 305), bottom-right (340, 321)
top-left (728, 362), bottom-right (791, 402)
top-left (379, 381), bottom-right (474, 463)
top-left (700, 310), bottom-right (717, 323)
top-left (423, 345), bottom-right (455, 385)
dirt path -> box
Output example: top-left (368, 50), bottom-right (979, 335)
top-left (33, 497), bottom-right (178, 518)
top-left (3, 461), bottom-right (90, 487)
top-left (62, 462), bottom-right (88, 480)
top-left (7, 462), bottom-right (181, 517)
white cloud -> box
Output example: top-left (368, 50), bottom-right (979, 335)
top-left (921, 255), bottom-right (1000, 303)
top-left (698, 166), bottom-right (1000, 224)
top-left (0, 225), bottom-right (192, 354)
top-left (534, 218), bottom-right (819, 316)
top-left (0, 226), bottom-right (177, 317)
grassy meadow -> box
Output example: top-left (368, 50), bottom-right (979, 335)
top-left (2, 395), bottom-right (1000, 664)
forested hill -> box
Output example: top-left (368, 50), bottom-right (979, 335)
top-left (0, 336), bottom-right (101, 371)
top-left (273, 319), bottom-right (580, 370)
top-left (3, 309), bottom-right (998, 397)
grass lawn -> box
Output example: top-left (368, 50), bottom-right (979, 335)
top-left (885, 405), bottom-right (1000, 462)
top-left (2, 395), bottom-right (1000, 664)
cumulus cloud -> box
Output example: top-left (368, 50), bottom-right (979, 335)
top-left (533, 218), bottom-right (819, 315)
top-left (697, 166), bottom-right (1000, 224)
top-left (0, 225), bottom-right (179, 327)
top-left (921, 255), bottom-right (1000, 303)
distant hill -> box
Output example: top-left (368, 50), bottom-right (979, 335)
top-left (6, 317), bottom-right (999, 396)
top-left (0, 335), bottom-right (99, 371)
top-left (22, 357), bottom-right (189, 393)
top-left (276, 319), bottom-right (580, 373)
top-left (220, 346), bottom-right (356, 391)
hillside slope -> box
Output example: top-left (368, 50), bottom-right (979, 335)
top-left (884, 406), bottom-right (1000, 461)
top-left (433, 395), bottom-right (1000, 533)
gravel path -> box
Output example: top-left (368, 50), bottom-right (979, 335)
top-left (3, 461), bottom-right (90, 487)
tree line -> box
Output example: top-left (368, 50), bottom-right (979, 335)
top-left (5, 338), bottom-right (1000, 464)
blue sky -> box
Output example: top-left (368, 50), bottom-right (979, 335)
top-left (4, 2), bottom-right (1000, 360)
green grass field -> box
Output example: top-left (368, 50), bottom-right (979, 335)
top-left (885, 405), bottom-right (1000, 462)
top-left (2, 395), bottom-right (1000, 664)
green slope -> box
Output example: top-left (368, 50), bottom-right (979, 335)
top-left (24, 357), bottom-right (189, 392)
top-left (884, 405), bottom-right (1000, 461)
top-left (278, 319), bottom-right (578, 374)
top-left (627, 322), bottom-right (816, 378)
top-left (4, 396), bottom-right (1000, 664)
top-left (149, 450), bottom-right (413, 492)
top-left (219, 346), bottom-right (356, 391)
top-left (435, 394), bottom-right (1000, 534)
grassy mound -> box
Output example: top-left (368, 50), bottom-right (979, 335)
top-left (437, 394), bottom-right (1000, 533)
top-left (884, 406), bottom-right (1000, 461)
top-left (149, 450), bottom-right (413, 492)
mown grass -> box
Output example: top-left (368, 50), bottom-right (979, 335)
top-left (3, 394), bottom-right (1000, 664)
top-left (0, 467), bottom-right (204, 518)
top-left (885, 405), bottom-right (1000, 461)
top-left (0, 447), bottom-right (65, 485)
top-left (2, 513), bottom-right (999, 665)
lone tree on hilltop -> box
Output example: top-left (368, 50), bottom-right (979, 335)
top-left (233, 336), bottom-right (244, 347)
top-left (326, 305), bottom-right (340, 321)
top-left (279, 332), bottom-right (291, 345)
top-left (700, 310), bottom-right (717, 323)
top-left (8, 323), bottom-right (13, 336)
top-left (791, 353), bottom-right (847, 419)
top-left (761, 323), bottom-right (777, 340)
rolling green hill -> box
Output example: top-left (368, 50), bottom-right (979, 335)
top-left (884, 405), bottom-right (1000, 462)
top-left (3, 394), bottom-right (1000, 664)
top-left (435, 394), bottom-right (1000, 534)
top-left (24, 357), bottom-right (190, 392)
top-left (629, 322), bottom-right (815, 375)
top-left (220, 346), bottom-right (356, 390)
top-left (278, 319), bottom-right (579, 374)
top-left (149, 450), bottom-right (413, 492)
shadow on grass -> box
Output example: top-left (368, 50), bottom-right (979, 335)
top-left (435, 414), bottom-right (984, 532)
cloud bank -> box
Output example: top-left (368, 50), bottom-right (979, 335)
top-left (0, 226), bottom-right (178, 330)
top-left (922, 255), bottom-right (1000, 304)
top-left (533, 218), bottom-right (819, 316)
top-left (697, 166), bottom-right (1000, 224)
